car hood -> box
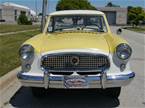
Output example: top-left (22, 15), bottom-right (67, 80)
top-left (40, 32), bottom-right (110, 54)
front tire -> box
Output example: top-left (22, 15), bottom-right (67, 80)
top-left (103, 87), bottom-right (121, 98)
top-left (31, 87), bottom-right (47, 98)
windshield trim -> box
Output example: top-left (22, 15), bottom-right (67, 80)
top-left (47, 15), bottom-right (108, 33)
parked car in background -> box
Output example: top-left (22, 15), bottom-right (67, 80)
top-left (17, 10), bottom-right (135, 98)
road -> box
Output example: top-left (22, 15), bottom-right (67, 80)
top-left (4, 27), bottom-right (145, 108)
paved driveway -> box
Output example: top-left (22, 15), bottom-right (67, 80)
top-left (6, 27), bottom-right (145, 108)
top-left (111, 26), bottom-right (145, 107)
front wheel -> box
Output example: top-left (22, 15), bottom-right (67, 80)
top-left (31, 87), bottom-right (47, 98)
top-left (103, 87), bottom-right (121, 98)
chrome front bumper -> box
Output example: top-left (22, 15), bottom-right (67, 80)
top-left (17, 72), bottom-right (135, 89)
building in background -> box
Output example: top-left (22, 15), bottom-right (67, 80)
top-left (0, 2), bottom-right (128, 25)
top-left (97, 7), bottom-right (127, 25)
top-left (0, 2), bottom-right (36, 24)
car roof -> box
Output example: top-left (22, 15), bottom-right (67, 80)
top-left (49, 10), bottom-right (104, 16)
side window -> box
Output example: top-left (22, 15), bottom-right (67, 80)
top-left (48, 18), bottom-right (53, 32)
top-left (101, 17), bottom-right (107, 32)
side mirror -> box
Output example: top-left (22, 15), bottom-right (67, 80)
top-left (117, 28), bottom-right (122, 35)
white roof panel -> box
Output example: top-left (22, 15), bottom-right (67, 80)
top-left (49, 10), bottom-right (104, 16)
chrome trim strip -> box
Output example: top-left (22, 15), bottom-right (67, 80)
top-left (17, 73), bottom-right (43, 81)
top-left (49, 76), bottom-right (64, 81)
top-left (18, 72), bottom-right (135, 88)
top-left (107, 72), bottom-right (135, 80)
top-left (41, 69), bottom-right (103, 73)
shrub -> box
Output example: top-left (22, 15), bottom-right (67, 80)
top-left (18, 13), bottom-right (32, 25)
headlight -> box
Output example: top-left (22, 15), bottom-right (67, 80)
top-left (19, 44), bottom-right (34, 60)
top-left (116, 43), bottom-right (132, 60)
top-left (19, 44), bottom-right (34, 72)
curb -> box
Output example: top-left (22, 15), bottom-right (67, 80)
top-left (0, 67), bottom-right (21, 108)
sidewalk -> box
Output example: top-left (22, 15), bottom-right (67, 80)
top-left (0, 29), bottom-right (39, 36)
top-left (0, 67), bottom-right (21, 108)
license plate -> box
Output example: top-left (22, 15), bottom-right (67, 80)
top-left (64, 76), bottom-right (88, 88)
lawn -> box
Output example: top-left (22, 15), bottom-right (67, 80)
top-left (0, 24), bottom-right (40, 33)
top-left (125, 26), bottom-right (145, 33)
top-left (0, 30), bottom-right (40, 76)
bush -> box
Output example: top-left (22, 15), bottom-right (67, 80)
top-left (18, 13), bottom-right (32, 25)
top-left (27, 21), bottom-right (32, 25)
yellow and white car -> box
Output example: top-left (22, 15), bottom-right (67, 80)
top-left (17, 10), bottom-right (135, 98)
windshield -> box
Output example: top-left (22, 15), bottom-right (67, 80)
top-left (48, 15), bottom-right (107, 33)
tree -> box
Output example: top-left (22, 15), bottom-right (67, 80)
top-left (106, 2), bottom-right (120, 7)
top-left (56, 0), bottom-right (96, 11)
top-left (38, 13), bottom-right (42, 16)
top-left (128, 7), bottom-right (145, 26)
top-left (18, 13), bottom-right (32, 25)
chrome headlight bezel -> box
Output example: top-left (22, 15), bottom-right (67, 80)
top-left (19, 44), bottom-right (34, 60)
top-left (116, 43), bottom-right (132, 60)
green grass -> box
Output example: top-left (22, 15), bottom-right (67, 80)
top-left (0, 30), bottom-right (40, 77)
top-left (0, 24), bottom-right (40, 33)
top-left (126, 26), bottom-right (145, 33)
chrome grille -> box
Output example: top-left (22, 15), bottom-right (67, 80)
top-left (41, 53), bottom-right (110, 71)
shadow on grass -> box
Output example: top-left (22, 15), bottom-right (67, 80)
top-left (10, 87), bottom-right (120, 108)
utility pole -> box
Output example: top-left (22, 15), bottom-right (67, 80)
top-left (35, 0), bottom-right (38, 16)
top-left (41, 0), bottom-right (48, 32)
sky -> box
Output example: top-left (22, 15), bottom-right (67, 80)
top-left (0, 0), bottom-right (145, 14)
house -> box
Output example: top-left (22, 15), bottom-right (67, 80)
top-left (0, 2), bottom-right (36, 24)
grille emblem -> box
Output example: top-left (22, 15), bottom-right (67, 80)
top-left (70, 56), bottom-right (80, 66)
